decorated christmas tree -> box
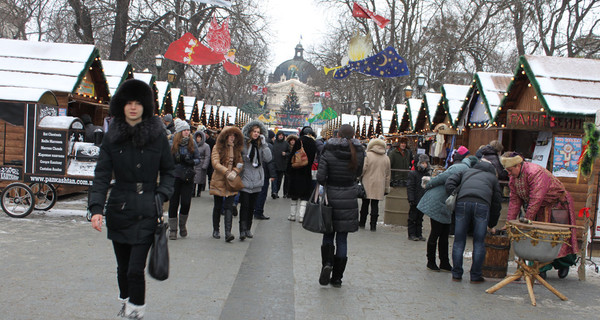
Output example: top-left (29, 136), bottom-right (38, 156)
top-left (280, 86), bottom-right (301, 114)
top-left (208, 106), bottom-right (215, 128)
top-left (200, 105), bottom-right (207, 125)
top-left (368, 116), bottom-right (374, 138)
top-left (389, 106), bottom-right (398, 134)
top-left (361, 117), bottom-right (367, 139)
top-left (375, 112), bottom-right (383, 136)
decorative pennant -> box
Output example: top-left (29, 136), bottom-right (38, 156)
top-left (352, 2), bottom-right (390, 29)
top-left (164, 16), bottom-right (250, 75)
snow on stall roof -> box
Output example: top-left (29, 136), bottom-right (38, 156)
top-left (0, 86), bottom-right (53, 102)
top-left (525, 55), bottom-right (600, 82)
top-left (183, 96), bottom-right (196, 120)
top-left (424, 92), bottom-right (441, 121)
top-left (38, 116), bottom-right (80, 129)
top-left (155, 81), bottom-right (169, 110)
top-left (380, 109), bottom-right (394, 133)
top-left (220, 106), bottom-right (238, 123)
top-left (0, 39), bottom-right (96, 93)
top-left (102, 60), bottom-right (130, 96)
top-left (341, 113), bottom-right (358, 125)
top-left (475, 72), bottom-right (512, 120)
top-left (171, 88), bottom-right (182, 107)
top-left (133, 72), bottom-right (154, 85)
top-left (535, 77), bottom-right (600, 100)
top-left (543, 95), bottom-right (600, 115)
top-left (442, 84), bottom-right (470, 124)
top-left (407, 99), bottom-right (422, 129)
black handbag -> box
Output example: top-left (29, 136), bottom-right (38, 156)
top-left (183, 166), bottom-right (196, 183)
top-left (302, 185), bottom-right (333, 233)
top-left (148, 194), bottom-right (169, 281)
top-left (357, 180), bottom-right (366, 199)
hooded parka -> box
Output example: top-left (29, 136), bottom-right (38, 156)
top-left (360, 138), bottom-right (391, 201)
top-left (240, 120), bottom-right (272, 193)
top-left (193, 130), bottom-right (211, 185)
top-left (209, 126), bottom-right (244, 197)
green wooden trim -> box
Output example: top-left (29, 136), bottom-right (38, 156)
top-left (473, 74), bottom-right (494, 124)
top-left (158, 82), bottom-right (172, 114)
top-left (72, 48), bottom-right (109, 97)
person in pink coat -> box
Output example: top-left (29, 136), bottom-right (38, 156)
top-left (500, 152), bottom-right (579, 279)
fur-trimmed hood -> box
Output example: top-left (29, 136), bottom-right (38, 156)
top-left (242, 119), bottom-right (268, 140)
top-left (286, 134), bottom-right (298, 144)
top-left (216, 125), bottom-right (244, 151)
top-left (367, 138), bottom-right (386, 154)
top-left (193, 130), bottom-right (206, 146)
top-left (110, 79), bottom-right (155, 119)
top-left (106, 116), bottom-right (165, 148)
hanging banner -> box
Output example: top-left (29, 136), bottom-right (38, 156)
top-left (552, 136), bottom-right (582, 177)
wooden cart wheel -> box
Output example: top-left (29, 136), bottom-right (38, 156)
top-left (29, 182), bottom-right (57, 211)
top-left (1, 183), bottom-right (35, 218)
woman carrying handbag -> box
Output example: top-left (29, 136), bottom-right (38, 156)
top-left (88, 79), bottom-right (175, 319)
top-left (316, 124), bottom-right (365, 287)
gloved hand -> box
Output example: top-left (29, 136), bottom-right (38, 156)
top-left (236, 163), bottom-right (243, 170)
top-left (226, 170), bottom-right (237, 181)
top-left (184, 154), bottom-right (195, 165)
top-left (259, 134), bottom-right (266, 145)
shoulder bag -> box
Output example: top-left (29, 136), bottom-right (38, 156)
top-left (291, 141), bottom-right (309, 168)
top-left (445, 171), bottom-right (475, 212)
top-left (148, 194), bottom-right (169, 281)
top-left (224, 160), bottom-right (244, 192)
top-left (302, 184), bottom-right (333, 233)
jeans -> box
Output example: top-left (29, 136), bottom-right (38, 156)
top-left (254, 174), bottom-right (270, 217)
top-left (112, 241), bottom-right (152, 306)
top-left (452, 201), bottom-right (489, 280)
top-left (272, 171), bottom-right (284, 195)
top-left (323, 232), bottom-right (348, 258)
top-left (168, 178), bottom-right (194, 218)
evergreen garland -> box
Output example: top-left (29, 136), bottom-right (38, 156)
top-left (580, 122), bottom-right (600, 177)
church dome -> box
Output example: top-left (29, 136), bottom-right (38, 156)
top-left (271, 43), bottom-right (318, 84)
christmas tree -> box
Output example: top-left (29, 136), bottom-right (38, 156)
top-left (375, 113), bottom-right (383, 136)
top-left (281, 86), bottom-right (301, 114)
top-left (208, 106), bottom-right (215, 128)
top-left (200, 105), bottom-right (207, 125)
top-left (368, 116), bottom-right (374, 138)
top-left (389, 106), bottom-right (398, 134)
top-left (361, 117), bottom-right (367, 139)
top-left (214, 109), bottom-right (220, 129)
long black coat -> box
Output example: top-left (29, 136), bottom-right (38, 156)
top-left (88, 116), bottom-right (175, 244)
top-left (317, 138), bottom-right (365, 233)
top-left (286, 135), bottom-right (317, 199)
top-left (272, 138), bottom-right (289, 172)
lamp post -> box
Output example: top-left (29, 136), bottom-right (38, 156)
top-left (403, 85), bottom-right (413, 102)
top-left (167, 69), bottom-right (177, 84)
top-left (155, 54), bottom-right (164, 79)
top-left (416, 73), bottom-right (426, 99)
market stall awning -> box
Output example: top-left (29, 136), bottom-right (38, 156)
top-left (432, 84), bottom-right (470, 128)
top-left (456, 72), bottom-right (512, 128)
top-left (102, 60), bottom-right (133, 96)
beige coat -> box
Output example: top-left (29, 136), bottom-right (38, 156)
top-left (361, 139), bottom-right (391, 200)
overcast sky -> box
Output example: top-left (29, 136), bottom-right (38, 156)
top-left (264, 0), bottom-right (333, 73)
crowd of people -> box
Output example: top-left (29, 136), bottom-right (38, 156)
top-left (87, 79), bottom-right (580, 319)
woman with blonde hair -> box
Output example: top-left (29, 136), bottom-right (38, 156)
top-left (210, 126), bottom-right (245, 242)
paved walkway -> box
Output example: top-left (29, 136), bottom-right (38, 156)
top-left (1, 192), bottom-right (600, 319)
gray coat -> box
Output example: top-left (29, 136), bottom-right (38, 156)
top-left (417, 158), bottom-right (473, 224)
top-left (240, 120), bottom-right (272, 193)
top-left (193, 131), bottom-right (211, 185)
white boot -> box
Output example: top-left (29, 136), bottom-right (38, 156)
top-left (298, 200), bottom-right (308, 223)
top-left (123, 301), bottom-right (145, 319)
top-left (288, 200), bottom-right (298, 221)
top-left (117, 297), bottom-right (128, 317)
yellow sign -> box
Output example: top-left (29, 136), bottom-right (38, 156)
top-left (76, 71), bottom-right (96, 96)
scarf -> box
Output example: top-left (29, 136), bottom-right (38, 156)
top-left (248, 139), bottom-right (261, 168)
top-left (180, 136), bottom-right (190, 146)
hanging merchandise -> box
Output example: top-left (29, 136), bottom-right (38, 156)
top-left (164, 16), bottom-right (250, 75)
top-left (324, 32), bottom-right (409, 80)
top-left (351, 2), bottom-right (390, 29)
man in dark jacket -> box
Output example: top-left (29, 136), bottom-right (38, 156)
top-left (407, 154), bottom-right (431, 241)
top-left (272, 131), bottom-right (289, 199)
top-left (475, 140), bottom-right (508, 181)
top-left (388, 136), bottom-right (413, 186)
top-left (445, 160), bottom-right (502, 283)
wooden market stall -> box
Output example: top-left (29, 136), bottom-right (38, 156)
top-left (171, 88), bottom-right (184, 120)
top-left (133, 72), bottom-right (159, 115)
top-left (455, 72), bottom-right (512, 153)
top-left (430, 84), bottom-right (470, 163)
top-left (182, 96), bottom-right (197, 123)
top-left (494, 55), bottom-right (600, 239)
top-left (155, 81), bottom-right (173, 116)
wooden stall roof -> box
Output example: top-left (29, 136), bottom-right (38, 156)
top-left (0, 38), bottom-right (109, 102)
top-left (380, 109), bottom-right (394, 134)
top-left (171, 88), bottom-right (185, 119)
top-left (403, 99), bottom-right (422, 133)
top-left (423, 92), bottom-right (442, 128)
top-left (155, 81), bottom-right (173, 115)
top-left (183, 96), bottom-right (197, 121)
top-left (0, 88), bottom-right (57, 105)
top-left (395, 103), bottom-right (408, 132)
top-left (432, 84), bottom-right (470, 128)
top-left (103, 60), bottom-right (133, 96)
top-left (456, 72), bottom-right (512, 128)
top-left (496, 55), bottom-right (600, 123)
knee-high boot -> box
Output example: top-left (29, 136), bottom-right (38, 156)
top-left (179, 214), bottom-right (189, 237)
top-left (288, 200), bottom-right (298, 221)
top-left (330, 256), bottom-right (348, 288)
top-left (370, 213), bottom-right (379, 231)
top-left (246, 215), bottom-right (254, 238)
top-left (359, 201), bottom-right (369, 228)
top-left (298, 200), bottom-right (308, 223)
top-left (239, 220), bottom-right (247, 241)
top-left (438, 239), bottom-right (452, 271)
top-left (426, 240), bottom-right (440, 271)
top-left (168, 218), bottom-right (178, 240)
top-left (224, 210), bottom-right (234, 242)
top-left (319, 244), bottom-right (335, 285)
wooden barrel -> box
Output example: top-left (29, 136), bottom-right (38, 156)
top-left (482, 232), bottom-right (511, 278)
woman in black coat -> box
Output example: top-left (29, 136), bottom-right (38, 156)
top-left (286, 127), bottom-right (317, 222)
top-left (316, 124), bottom-right (365, 287)
top-left (88, 79), bottom-right (175, 319)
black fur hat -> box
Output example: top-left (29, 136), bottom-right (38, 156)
top-left (110, 79), bottom-right (155, 119)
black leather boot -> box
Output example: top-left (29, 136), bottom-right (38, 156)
top-left (224, 209), bottom-right (234, 242)
top-left (370, 214), bottom-right (378, 231)
top-left (319, 244), bottom-right (335, 285)
top-left (427, 241), bottom-right (440, 271)
top-left (246, 216), bottom-right (254, 238)
top-left (239, 221), bottom-right (247, 241)
top-left (359, 202), bottom-right (368, 228)
top-left (330, 256), bottom-right (348, 288)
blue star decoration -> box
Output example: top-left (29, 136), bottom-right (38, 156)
top-left (333, 47), bottom-right (410, 80)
